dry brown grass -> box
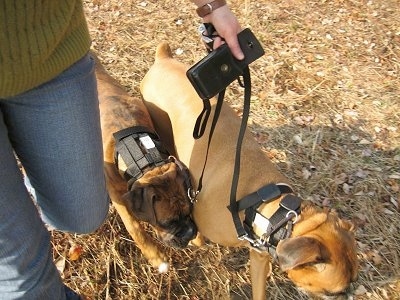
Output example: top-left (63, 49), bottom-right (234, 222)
top-left (52, 0), bottom-right (399, 299)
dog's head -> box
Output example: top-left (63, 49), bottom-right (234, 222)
top-left (123, 161), bottom-right (197, 248)
top-left (276, 204), bottom-right (358, 298)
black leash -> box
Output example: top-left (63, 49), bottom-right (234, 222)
top-left (192, 66), bottom-right (252, 240)
top-left (229, 66), bottom-right (251, 238)
top-left (188, 25), bottom-right (265, 240)
top-left (193, 89), bottom-right (225, 194)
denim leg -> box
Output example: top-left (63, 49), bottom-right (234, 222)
top-left (0, 54), bottom-right (109, 299)
top-left (0, 113), bottom-right (66, 299)
top-left (2, 54), bottom-right (109, 233)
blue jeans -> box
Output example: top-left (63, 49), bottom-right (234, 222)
top-left (0, 54), bottom-right (110, 299)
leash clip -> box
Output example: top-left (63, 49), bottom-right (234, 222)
top-left (198, 23), bottom-right (219, 51)
top-left (238, 233), bottom-right (255, 244)
top-left (188, 188), bottom-right (199, 203)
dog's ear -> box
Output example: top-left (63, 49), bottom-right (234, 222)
top-left (338, 218), bottom-right (357, 232)
top-left (123, 182), bottom-right (156, 224)
top-left (155, 42), bottom-right (173, 61)
top-left (328, 209), bottom-right (357, 233)
top-left (276, 236), bottom-right (330, 271)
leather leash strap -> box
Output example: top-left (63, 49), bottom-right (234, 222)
top-left (193, 88), bottom-right (225, 193)
top-left (229, 66), bottom-right (251, 238)
top-left (193, 66), bottom-right (252, 240)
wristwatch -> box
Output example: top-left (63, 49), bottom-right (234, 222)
top-left (196, 0), bottom-right (227, 18)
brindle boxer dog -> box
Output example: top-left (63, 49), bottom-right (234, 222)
top-left (140, 43), bottom-right (358, 299)
top-left (93, 53), bottom-right (197, 273)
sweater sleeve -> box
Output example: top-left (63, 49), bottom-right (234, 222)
top-left (0, 0), bottom-right (91, 98)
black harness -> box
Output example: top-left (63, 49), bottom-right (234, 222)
top-left (233, 183), bottom-right (301, 255)
top-left (113, 126), bottom-right (193, 197)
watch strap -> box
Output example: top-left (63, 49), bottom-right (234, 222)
top-left (196, 0), bottom-right (227, 18)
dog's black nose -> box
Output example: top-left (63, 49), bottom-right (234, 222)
top-left (176, 219), bottom-right (197, 241)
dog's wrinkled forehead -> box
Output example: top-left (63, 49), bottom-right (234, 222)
top-left (148, 176), bottom-right (192, 225)
top-left (123, 162), bottom-right (191, 226)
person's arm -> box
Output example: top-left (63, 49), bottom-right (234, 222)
top-left (191, 0), bottom-right (244, 60)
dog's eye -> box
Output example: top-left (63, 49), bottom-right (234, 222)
top-left (151, 193), bottom-right (161, 202)
top-left (158, 218), bottom-right (179, 229)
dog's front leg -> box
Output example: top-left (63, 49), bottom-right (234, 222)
top-left (189, 232), bottom-right (205, 247)
top-left (249, 249), bottom-right (272, 300)
top-left (110, 196), bottom-right (169, 272)
top-left (104, 162), bottom-right (169, 273)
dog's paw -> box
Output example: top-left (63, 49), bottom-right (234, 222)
top-left (189, 233), bottom-right (206, 247)
top-left (158, 262), bottom-right (169, 273)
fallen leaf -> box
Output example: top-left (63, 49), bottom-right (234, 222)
top-left (334, 173), bottom-right (347, 185)
top-left (371, 251), bottom-right (383, 265)
top-left (364, 250), bottom-right (383, 266)
top-left (382, 208), bottom-right (394, 215)
top-left (293, 116), bottom-right (305, 126)
top-left (362, 148), bottom-right (372, 157)
top-left (293, 134), bottom-right (303, 144)
top-left (342, 183), bottom-right (351, 194)
top-left (359, 138), bottom-right (371, 145)
top-left (388, 173), bottom-right (400, 179)
top-left (387, 180), bottom-right (399, 193)
top-left (68, 244), bottom-right (83, 261)
top-left (55, 256), bottom-right (66, 274)
top-left (392, 197), bottom-right (400, 210)
top-left (354, 284), bottom-right (367, 295)
top-left (354, 169), bottom-right (369, 178)
top-left (322, 198), bottom-right (331, 207)
top-left (352, 213), bottom-right (367, 227)
top-left (302, 167), bottom-right (312, 180)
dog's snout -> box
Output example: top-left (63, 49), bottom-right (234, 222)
top-left (176, 219), bottom-right (197, 241)
top-left (320, 283), bottom-right (355, 300)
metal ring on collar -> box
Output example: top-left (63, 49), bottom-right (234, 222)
top-left (286, 210), bottom-right (299, 224)
top-left (188, 188), bottom-right (199, 203)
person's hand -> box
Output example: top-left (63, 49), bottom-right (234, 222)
top-left (202, 5), bottom-right (244, 60)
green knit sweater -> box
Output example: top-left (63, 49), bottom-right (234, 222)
top-left (0, 0), bottom-right (92, 98)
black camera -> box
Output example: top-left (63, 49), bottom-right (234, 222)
top-left (186, 28), bottom-right (265, 100)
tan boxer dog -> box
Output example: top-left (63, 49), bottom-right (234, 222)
top-left (94, 53), bottom-right (197, 273)
top-left (140, 43), bottom-right (358, 299)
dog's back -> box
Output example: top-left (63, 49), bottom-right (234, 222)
top-left (142, 42), bottom-right (289, 245)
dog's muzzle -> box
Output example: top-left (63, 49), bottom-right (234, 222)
top-left (159, 218), bottom-right (198, 248)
